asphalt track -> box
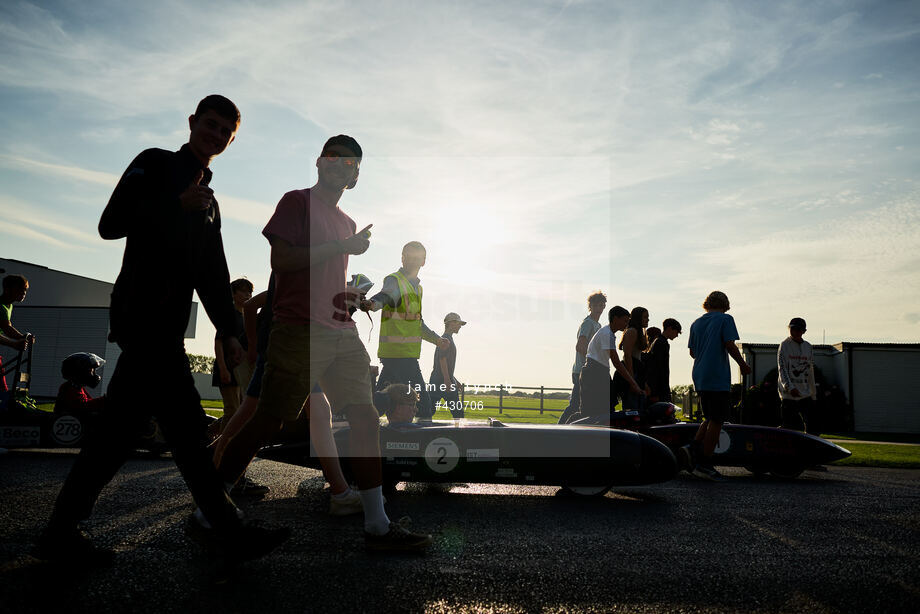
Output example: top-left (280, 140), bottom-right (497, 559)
top-left (1, 448), bottom-right (918, 614)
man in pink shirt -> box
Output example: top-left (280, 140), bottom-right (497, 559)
top-left (216, 135), bottom-right (432, 551)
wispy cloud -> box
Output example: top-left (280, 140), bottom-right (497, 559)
top-left (0, 196), bottom-right (99, 249)
top-left (695, 195), bottom-right (920, 339)
top-left (0, 154), bottom-right (117, 186)
top-left (219, 195), bottom-right (275, 227)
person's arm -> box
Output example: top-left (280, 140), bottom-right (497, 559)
top-left (99, 151), bottom-right (153, 240)
top-left (439, 356), bottom-right (451, 385)
top-left (214, 337), bottom-right (231, 385)
top-left (777, 342), bottom-right (796, 396)
top-left (269, 225), bottom-right (372, 273)
top-left (575, 335), bottom-right (589, 356)
top-left (0, 319), bottom-right (25, 341)
top-left (662, 341), bottom-right (671, 398)
top-left (620, 328), bottom-right (637, 376)
top-left (364, 276), bottom-right (399, 312)
top-left (420, 320), bottom-right (447, 348)
top-left (243, 291), bottom-right (267, 366)
top-left (0, 332), bottom-right (26, 350)
top-left (191, 205), bottom-right (242, 369)
top-left (727, 340), bottom-right (752, 375)
top-left (807, 348), bottom-right (817, 401)
top-left (609, 349), bottom-right (641, 393)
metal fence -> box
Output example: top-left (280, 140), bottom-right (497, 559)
top-left (458, 384), bottom-right (572, 414)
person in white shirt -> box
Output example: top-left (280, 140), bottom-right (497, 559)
top-left (777, 317), bottom-right (818, 434)
top-left (579, 306), bottom-right (642, 417)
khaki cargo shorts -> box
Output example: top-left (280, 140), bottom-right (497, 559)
top-left (257, 321), bottom-right (373, 421)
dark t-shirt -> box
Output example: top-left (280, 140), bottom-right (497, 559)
top-left (430, 332), bottom-right (457, 384)
top-left (262, 189), bottom-right (356, 328)
top-left (644, 337), bottom-right (671, 401)
top-left (100, 144), bottom-right (237, 345)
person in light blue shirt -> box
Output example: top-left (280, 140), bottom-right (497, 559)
top-left (684, 291), bottom-right (751, 481)
top-left (558, 291), bottom-right (606, 424)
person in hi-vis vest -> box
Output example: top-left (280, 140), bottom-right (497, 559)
top-left (364, 241), bottom-right (449, 420)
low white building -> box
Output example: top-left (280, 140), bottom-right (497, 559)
top-left (741, 341), bottom-right (920, 434)
top-left (0, 258), bottom-right (219, 400)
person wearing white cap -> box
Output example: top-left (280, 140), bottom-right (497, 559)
top-left (430, 313), bottom-right (467, 418)
top-left (777, 317), bottom-right (818, 434)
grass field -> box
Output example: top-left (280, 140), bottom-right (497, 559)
top-left (431, 407), bottom-right (563, 424)
top-left (457, 394), bottom-right (569, 411)
top-left (823, 431), bottom-right (920, 444)
top-left (830, 442), bottom-right (920, 469)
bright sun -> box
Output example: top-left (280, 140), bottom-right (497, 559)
top-left (424, 200), bottom-right (516, 281)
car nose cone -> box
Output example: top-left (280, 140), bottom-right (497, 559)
top-left (638, 435), bottom-right (679, 483)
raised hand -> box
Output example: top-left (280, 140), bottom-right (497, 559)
top-left (179, 170), bottom-right (214, 212)
top-left (339, 224), bottom-right (373, 255)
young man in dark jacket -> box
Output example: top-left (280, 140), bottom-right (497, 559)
top-left (40, 95), bottom-right (288, 563)
top-left (645, 318), bottom-right (681, 403)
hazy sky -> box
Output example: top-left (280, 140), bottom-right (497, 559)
top-left (1, 0), bottom-right (918, 390)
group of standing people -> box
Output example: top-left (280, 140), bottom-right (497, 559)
top-left (562, 291), bottom-right (682, 424)
top-left (565, 290), bottom-right (751, 481)
top-left (564, 289), bottom-right (819, 481)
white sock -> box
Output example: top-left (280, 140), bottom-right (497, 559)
top-left (359, 486), bottom-right (390, 535)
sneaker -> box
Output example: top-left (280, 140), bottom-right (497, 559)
top-left (676, 444), bottom-right (694, 471)
top-left (329, 489), bottom-right (363, 516)
top-left (230, 475), bottom-right (270, 497)
top-left (365, 519), bottom-right (433, 552)
top-left (184, 515), bottom-right (289, 562)
top-left (691, 464), bottom-right (725, 482)
top-left (35, 526), bottom-right (114, 565)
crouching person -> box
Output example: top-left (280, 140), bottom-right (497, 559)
top-left (54, 353), bottom-right (107, 420)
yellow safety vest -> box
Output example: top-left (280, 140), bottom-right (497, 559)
top-left (378, 271), bottom-right (423, 358)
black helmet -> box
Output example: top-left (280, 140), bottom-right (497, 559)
top-left (643, 402), bottom-right (679, 426)
top-left (61, 352), bottom-right (106, 388)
